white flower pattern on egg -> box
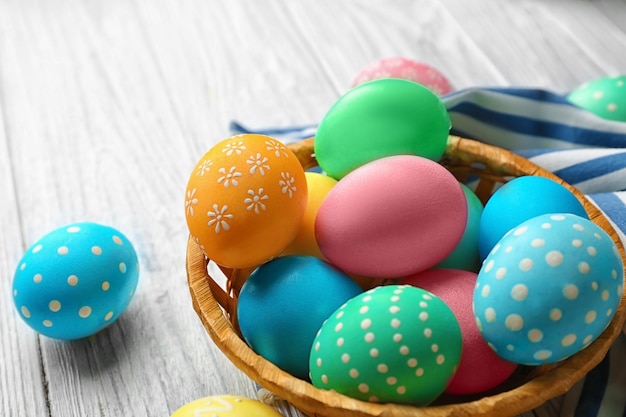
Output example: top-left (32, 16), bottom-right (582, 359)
top-left (184, 134), bottom-right (307, 268)
top-left (244, 188), bottom-right (269, 214)
top-left (217, 166), bottom-right (242, 188)
top-left (195, 159), bottom-right (213, 176)
top-left (208, 204), bottom-right (233, 233)
top-left (279, 172), bottom-right (296, 198)
top-left (185, 188), bottom-right (198, 216)
top-left (265, 139), bottom-right (290, 158)
top-left (222, 141), bottom-right (246, 156)
top-left (247, 153), bottom-right (270, 175)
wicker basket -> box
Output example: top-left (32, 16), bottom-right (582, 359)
top-left (186, 136), bottom-right (626, 417)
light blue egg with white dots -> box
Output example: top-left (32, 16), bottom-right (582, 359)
top-left (474, 213), bottom-right (623, 365)
top-left (12, 222), bottom-right (139, 340)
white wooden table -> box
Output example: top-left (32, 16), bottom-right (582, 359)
top-left (1, 1), bottom-right (625, 416)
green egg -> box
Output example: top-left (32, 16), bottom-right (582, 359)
top-left (568, 75), bottom-right (626, 122)
top-left (314, 78), bottom-right (451, 179)
top-left (309, 285), bottom-right (462, 405)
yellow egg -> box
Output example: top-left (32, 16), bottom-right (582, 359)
top-left (185, 134), bottom-right (307, 268)
top-left (170, 395), bottom-right (283, 417)
top-left (281, 172), bottom-right (337, 259)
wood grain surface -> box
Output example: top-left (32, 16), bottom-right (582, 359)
top-left (1, 1), bottom-right (624, 416)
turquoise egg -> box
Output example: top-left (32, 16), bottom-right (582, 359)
top-left (436, 183), bottom-right (484, 272)
top-left (237, 255), bottom-right (362, 380)
top-left (12, 222), bottom-right (139, 340)
top-left (478, 176), bottom-right (588, 260)
top-left (474, 213), bottom-right (624, 365)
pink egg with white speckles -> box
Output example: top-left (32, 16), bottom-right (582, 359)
top-left (351, 57), bottom-right (454, 96)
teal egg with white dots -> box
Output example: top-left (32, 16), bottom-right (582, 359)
top-left (309, 285), bottom-right (462, 405)
top-left (12, 222), bottom-right (140, 340)
top-left (474, 213), bottom-right (624, 365)
top-left (568, 75), bottom-right (626, 122)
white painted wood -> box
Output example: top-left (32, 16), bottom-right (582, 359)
top-left (0, 79), bottom-right (49, 417)
top-left (0, 0), bottom-right (624, 416)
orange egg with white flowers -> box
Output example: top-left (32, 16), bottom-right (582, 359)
top-left (185, 134), bottom-right (307, 268)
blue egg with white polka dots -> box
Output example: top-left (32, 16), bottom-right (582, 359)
top-left (12, 222), bottom-right (139, 340)
top-left (474, 213), bottom-right (623, 365)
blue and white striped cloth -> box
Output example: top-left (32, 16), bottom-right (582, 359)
top-left (231, 86), bottom-right (626, 417)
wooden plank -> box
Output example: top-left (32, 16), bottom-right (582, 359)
top-left (280, 0), bottom-right (510, 92)
top-left (0, 5), bottom-right (51, 412)
top-left (0, 69), bottom-right (49, 417)
top-left (540, 0), bottom-right (626, 78)
top-left (0, 1), bottom-right (261, 416)
top-left (436, 0), bottom-right (621, 91)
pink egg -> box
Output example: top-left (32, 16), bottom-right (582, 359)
top-left (315, 155), bottom-right (467, 278)
top-left (351, 57), bottom-right (454, 96)
top-left (402, 269), bottom-right (518, 395)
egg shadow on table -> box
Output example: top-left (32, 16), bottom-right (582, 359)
top-left (42, 314), bottom-right (139, 378)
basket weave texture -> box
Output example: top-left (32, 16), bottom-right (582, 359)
top-left (186, 136), bottom-right (626, 417)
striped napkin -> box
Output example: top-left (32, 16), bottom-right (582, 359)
top-left (230, 86), bottom-right (626, 417)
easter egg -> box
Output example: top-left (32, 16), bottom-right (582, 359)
top-left (310, 285), bottom-right (462, 405)
top-left (281, 172), bottom-right (337, 259)
top-left (314, 78), bottom-right (451, 179)
top-left (351, 57), bottom-right (454, 96)
top-left (474, 213), bottom-right (624, 365)
top-left (237, 255), bottom-right (362, 380)
top-left (315, 155), bottom-right (467, 278)
top-left (568, 75), bottom-right (626, 122)
top-left (185, 134), bottom-right (307, 268)
top-left (170, 395), bottom-right (283, 417)
top-left (12, 222), bottom-right (139, 340)
top-left (478, 176), bottom-right (588, 260)
top-left (402, 269), bottom-right (517, 395)
top-left (435, 184), bottom-right (484, 272)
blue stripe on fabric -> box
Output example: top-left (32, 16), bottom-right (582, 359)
top-left (553, 152), bottom-right (626, 184)
top-left (589, 192), bottom-right (626, 236)
top-left (229, 121), bottom-right (316, 137)
top-left (479, 87), bottom-right (575, 106)
top-left (574, 353), bottom-right (611, 417)
top-left (441, 87), bottom-right (572, 105)
top-left (447, 102), bottom-right (626, 147)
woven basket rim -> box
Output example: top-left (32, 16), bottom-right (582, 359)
top-left (186, 136), bottom-right (626, 417)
